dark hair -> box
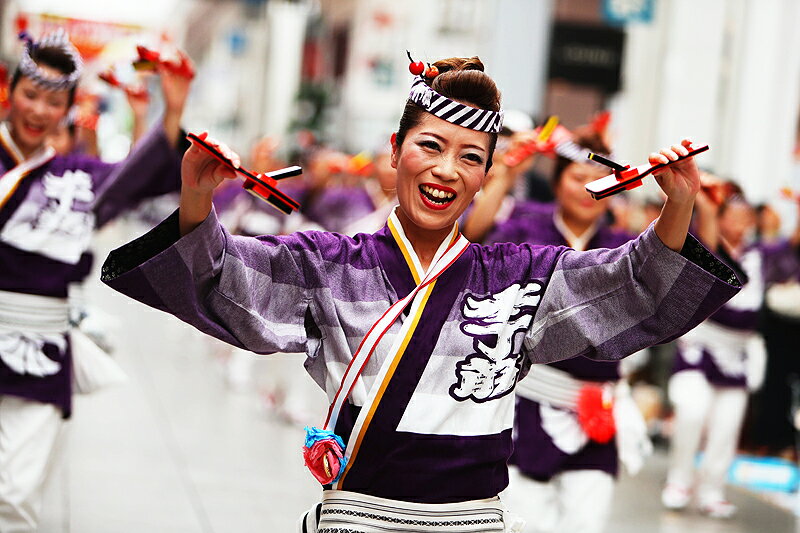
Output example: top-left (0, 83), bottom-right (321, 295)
top-left (10, 45), bottom-right (78, 107)
top-left (552, 128), bottom-right (611, 186)
top-left (717, 181), bottom-right (748, 218)
top-left (395, 56), bottom-right (501, 171)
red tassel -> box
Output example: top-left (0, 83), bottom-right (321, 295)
top-left (577, 386), bottom-right (616, 443)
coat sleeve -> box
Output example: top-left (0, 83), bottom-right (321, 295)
top-left (91, 123), bottom-right (185, 227)
top-left (524, 224), bottom-right (741, 364)
top-left (100, 206), bottom-right (333, 355)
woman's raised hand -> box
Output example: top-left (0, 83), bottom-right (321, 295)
top-left (649, 139), bottom-right (701, 205)
top-left (160, 49), bottom-right (195, 147)
top-left (182, 132), bottom-right (241, 194)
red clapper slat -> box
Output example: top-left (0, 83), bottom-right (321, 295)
top-left (585, 145), bottom-right (709, 200)
top-left (186, 133), bottom-right (302, 215)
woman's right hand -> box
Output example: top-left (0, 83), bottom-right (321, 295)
top-left (179, 132), bottom-right (241, 235)
top-left (182, 132), bottom-right (241, 195)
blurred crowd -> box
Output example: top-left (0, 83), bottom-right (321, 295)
top-left (2, 26), bottom-right (800, 533)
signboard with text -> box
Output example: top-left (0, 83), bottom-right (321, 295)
top-left (547, 23), bottom-right (625, 93)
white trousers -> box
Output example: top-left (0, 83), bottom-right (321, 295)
top-left (0, 395), bottom-right (63, 532)
top-left (501, 466), bottom-right (615, 533)
top-left (666, 371), bottom-right (748, 501)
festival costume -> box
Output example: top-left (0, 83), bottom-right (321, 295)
top-left (304, 185), bottom-right (377, 234)
top-left (102, 194), bottom-right (738, 528)
top-left (0, 122), bottom-right (184, 531)
top-left (486, 202), bottom-right (645, 533)
top-left (666, 240), bottom-right (799, 511)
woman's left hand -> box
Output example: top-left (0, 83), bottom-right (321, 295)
top-left (650, 139), bottom-right (700, 205)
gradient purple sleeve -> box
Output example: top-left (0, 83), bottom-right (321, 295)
top-left (101, 207), bottom-right (328, 355)
top-left (92, 123), bottom-right (184, 227)
top-left (524, 224), bottom-right (741, 363)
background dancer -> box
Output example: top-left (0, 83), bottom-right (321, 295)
top-left (0, 31), bottom-right (192, 532)
top-left (662, 179), bottom-right (800, 518)
top-left (469, 127), bottom-right (649, 533)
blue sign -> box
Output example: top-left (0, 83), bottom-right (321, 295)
top-left (602, 0), bottom-right (656, 25)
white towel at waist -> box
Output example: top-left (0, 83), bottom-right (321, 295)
top-left (0, 289), bottom-right (69, 334)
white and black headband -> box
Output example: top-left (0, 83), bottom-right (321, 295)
top-left (408, 77), bottom-right (504, 134)
top-left (18, 30), bottom-right (82, 91)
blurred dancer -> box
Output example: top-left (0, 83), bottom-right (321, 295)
top-left (302, 148), bottom-right (377, 233)
top-left (0, 31), bottom-right (191, 531)
top-left (471, 130), bottom-right (650, 533)
top-left (755, 203), bottom-right (782, 243)
top-left (102, 54), bottom-right (738, 531)
top-left (662, 180), bottom-right (800, 518)
top-left (341, 142), bottom-right (398, 236)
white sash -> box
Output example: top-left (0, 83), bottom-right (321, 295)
top-left (298, 490), bottom-right (524, 533)
top-left (324, 210), bottom-right (470, 488)
top-left (0, 290), bottom-right (69, 334)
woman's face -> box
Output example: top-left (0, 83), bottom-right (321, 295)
top-left (392, 113), bottom-right (490, 232)
top-left (554, 161), bottom-right (610, 225)
top-left (8, 68), bottom-right (71, 155)
top-left (719, 201), bottom-right (756, 247)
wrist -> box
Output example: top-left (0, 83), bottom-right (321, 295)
top-left (164, 108), bottom-right (183, 123)
top-left (182, 183), bottom-right (215, 201)
top-left (664, 195), bottom-right (695, 212)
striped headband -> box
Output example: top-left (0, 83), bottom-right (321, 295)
top-left (18, 30), bottom-right (83, 92)
top-left (408, 76), bottom-right (504, 134)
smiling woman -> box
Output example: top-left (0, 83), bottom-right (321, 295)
top-left (7, 34), bottom-right (78, 155)
top-left (103, 53), bottom-right (742, 532)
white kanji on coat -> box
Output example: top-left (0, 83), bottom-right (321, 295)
top-left (0, 170), bottom-right (95, 264)
top-left (450, 282), bottom-right (542, 402)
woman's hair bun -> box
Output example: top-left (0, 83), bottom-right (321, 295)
top-left (428, 56), bottom-right (500, 113)
top-left (432, 56), bottom-right (485, 74)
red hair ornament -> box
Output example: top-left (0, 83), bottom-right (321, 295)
top-left (406, 51), bottom-right (439, 80)
top-left (406, 50), bottom-right (425, 76)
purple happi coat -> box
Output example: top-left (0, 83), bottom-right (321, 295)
top-left (486, 201), bottom-right (634, 479)
top-left (101, 205), bottom-right (739, 503)
top-left (0, 123), bottom-right (183, 416)
top-left (673, 240), bottom-right (800, 387)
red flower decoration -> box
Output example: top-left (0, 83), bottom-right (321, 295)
top-left (302, 437), bottom-right (345, 485)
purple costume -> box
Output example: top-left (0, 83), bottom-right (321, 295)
top-left (303, 184), bottom-right (376, 233)
top-left (486, 202), bottom-right (634, 480)
top-left (672, 240), bottom-right (800, 387)
top-left (101, 204), bottom-right (738, 503)
top-left (0, 124), bottom-right (183, 416)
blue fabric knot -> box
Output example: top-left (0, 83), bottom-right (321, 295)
top-left (303, 426), bottom-right (346, 450)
